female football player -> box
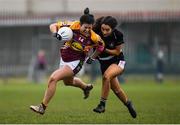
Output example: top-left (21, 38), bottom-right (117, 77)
top-left (92, 15), bottom-right (137, 118)
top-left (30, 12), bottom-right (104, 115)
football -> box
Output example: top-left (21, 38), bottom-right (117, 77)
top-left (58, 27), bottom-right (73, 41)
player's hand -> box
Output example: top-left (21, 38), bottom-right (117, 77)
top-left (83, 46), bottom-right (92, 53)
top-left (96, 39), bottom-right (105, 52)
top-left (53, 33), bottom-right (62, 41)
top-left (86, 57), bottom-right (95, 64)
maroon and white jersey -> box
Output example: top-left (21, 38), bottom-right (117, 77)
top-left (58, 21), bottom-right (102, 62)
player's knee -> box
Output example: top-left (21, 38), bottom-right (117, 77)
top-left (48, 76), bottom-right (58, 85)
top-left (103, 73), bottom-right (110, 82)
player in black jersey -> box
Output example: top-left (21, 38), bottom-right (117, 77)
top-left (92, 15), bottom-right (137, 118)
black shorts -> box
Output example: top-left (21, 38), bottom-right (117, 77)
top-left (98, 53), bottom-right (125, 74)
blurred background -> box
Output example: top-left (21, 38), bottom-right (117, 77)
top-left (0, 0), bottom-right (180, 83)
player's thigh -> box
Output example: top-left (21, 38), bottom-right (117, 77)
top-left (50, 65), bottom-right (74, 81)
top-left (104, 64), bottom-right (124, 80)
top-left (110, 77), bottom-right (122, 91)
top-left (63, 76), bottom-right (74, 84)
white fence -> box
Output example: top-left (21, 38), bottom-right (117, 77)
top-left (0, 0), bottom-right (180, 15)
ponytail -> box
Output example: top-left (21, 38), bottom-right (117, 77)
top-left (80, 7), bottom-right (94, 25)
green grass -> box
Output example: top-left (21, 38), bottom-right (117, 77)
top-left (0, 76), bottom-right (180, 124)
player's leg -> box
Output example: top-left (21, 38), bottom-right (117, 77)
top-left (110, 77), bottom-right (128, 104)
top-left (63, 77), bottom-right (88, 89)
top-left (63, 77), bottom-right (93, 99)
top-left (43, 65), bottom-right (74, 105)
top-left (93, 64), bottom-right (121, 113)
top-left (110, 59), bottom-right (128, 103)
top-left (62, 59), bottom-right (93, 99)
top-left (30, 65), bottom-right (74, 115)
top-left (111, 77), bottom-right (137, 118)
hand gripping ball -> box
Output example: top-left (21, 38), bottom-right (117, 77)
top-left (57, 27), bottom-right (73, 41)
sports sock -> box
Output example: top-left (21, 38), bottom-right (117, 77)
top-left (100, 97), bottom-right (107, 107)
top-left (41, 102), bottom-right (47, 110)
top-left (124, 100), bottom-right (130, 107)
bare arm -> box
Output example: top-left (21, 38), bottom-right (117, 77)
top-left (86, 49), bottom-right (101, 64)
top-left (49, 23), bottom-right (59, 33)
top-left (90, 38), bottom-right (105, 59)
top-left (86, 38), bottom-right (105, 64)
top-left (90, 49), bottom-right (101, 59)
top-left (104, 44), bottom-right (124, 56)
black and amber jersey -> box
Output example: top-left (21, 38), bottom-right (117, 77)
top-left (57, 21), bottom-right (101, 46)
top-left (57, 21), bottom-right (103, 62)
top-left (94, 29), bottom-right (125, 74)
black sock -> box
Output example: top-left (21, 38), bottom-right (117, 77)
top-left (125, 100), bottom-right (131, 107)
top-left (41, 102), bottom-right (47, 110)
top-left (100, 97), bottom-right (107, 107)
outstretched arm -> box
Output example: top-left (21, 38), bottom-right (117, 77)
top-left (86, 38), bottom-right (105, 64)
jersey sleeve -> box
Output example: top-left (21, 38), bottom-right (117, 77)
top-left (115, 30), bottom-right (124, 46)
top-left (57, 20), bottom-right (80, 30)
top-left (69, 21), bottom-right (81, 30)
top-left (90, 30), bottom-right (102, 44)
top-left (90, 30), bottom-right (105, 52)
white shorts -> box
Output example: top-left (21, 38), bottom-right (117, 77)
top-left (59, 58), bottom-right (80, 70)
top-left (118, 60), bottom-right (126, 70)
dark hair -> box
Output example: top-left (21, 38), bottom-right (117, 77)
top-left (80, 8), bottom-right (95, 25)
top-left (93, 16), bottom-right (104, 33)
top-left (100, 16), bottom-right (118, 30)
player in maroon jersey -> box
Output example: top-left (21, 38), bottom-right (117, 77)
top-left (30, 12), bottom-right (104, 115)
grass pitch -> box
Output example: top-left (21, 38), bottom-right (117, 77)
top-left (0, 75), bottom-right (180, 124)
